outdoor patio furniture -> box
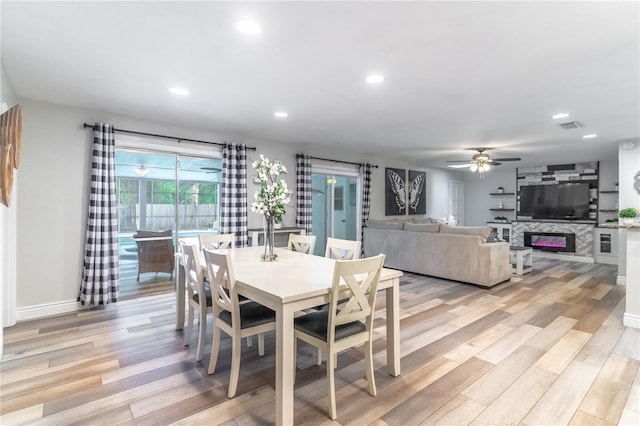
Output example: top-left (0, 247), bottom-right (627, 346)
top-left (133, 229), bottom-right (174, 282)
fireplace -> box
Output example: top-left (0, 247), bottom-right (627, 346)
top-left (524, 231), bottom-right (576, 253)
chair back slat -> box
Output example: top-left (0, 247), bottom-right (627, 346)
top-left (327, 254), bottom-right (385, 341)
top-left (203, 248), bottom-right (238, 323)
top-left (288, 234), bottom-right (317, 254)
top-left (181, 242), bottom-right (206, 301)
top-left (200, 234), bottom-right (235, 251)
top-left (325, 237), bottom-right (361, 260)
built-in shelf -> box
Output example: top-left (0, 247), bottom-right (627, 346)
top-left (599, 190), bottom-right (619, 194)
top-left (489, 208), bottom-right (515, 211)
top-left (489, 192), bottom-right (515, 195)
top-left (599, 209), bottom-right (618, 213)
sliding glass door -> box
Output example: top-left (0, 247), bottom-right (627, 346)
top-left (311, 169), bottom-right (360, 256)
top-left (115, 149), bottom-right (221, 283)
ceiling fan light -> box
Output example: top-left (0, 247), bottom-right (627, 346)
top-left (483, 163), bottom-right (491, 172)
top-left (469, 163), bottom-right (479, 172)
top-left (135, 165), bottom-right (149, 177)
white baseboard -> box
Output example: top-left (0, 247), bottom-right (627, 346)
top-left (623, 313), bottom-right (640, 329)
top-left (532, 251), bottom-right (594, 263)
top-left (17, 299), bottom-right (81, 322)
top-left (617, 276), bottom-right (626, 285)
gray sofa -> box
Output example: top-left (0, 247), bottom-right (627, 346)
top-left (363, 220), bottom-right (512, 288)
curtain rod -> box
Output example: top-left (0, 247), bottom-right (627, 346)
top-left (82, 123), bottom-right (257, 151)
top-left (297, 154), bottom-right (379, 169)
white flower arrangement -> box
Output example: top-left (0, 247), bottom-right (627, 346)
top-left (250, 155), bottom-right (292, 223)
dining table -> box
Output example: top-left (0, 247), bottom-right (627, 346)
top-left (174, 245), bottom-right (403, 425)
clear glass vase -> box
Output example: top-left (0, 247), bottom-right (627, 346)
top-left (261, 215), bottom-right (277, 261)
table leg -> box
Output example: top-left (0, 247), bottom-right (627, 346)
top-left (385, 278), bottom-right (401, 376)
top-left (517, 251), bottom-right (524, 275)
top-left (275, 304), bottom-right (296, 425)
top-left (175, 263), bottom-right (186, 330)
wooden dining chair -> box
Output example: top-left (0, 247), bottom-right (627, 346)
top-left (324, 237), bottom-right (361, 260)
top-left (293, 254), bottom-right (385, 420)
top-left (287, 233), bottom-right (317, 254)
top-left (199, 233), bottom-right (235, 251)
top-left (181, 242), bottom-right (213, 362)
top-left (203, 247), bottom-right (276, 398)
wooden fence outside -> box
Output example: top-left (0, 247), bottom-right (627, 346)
top-left (119, 204), bottom-right (219, 231)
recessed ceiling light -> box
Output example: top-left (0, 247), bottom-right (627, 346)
top-left (169, 87), bottom-right (189, 95)
top-left (235, 20), bottom-right (262, 35)
top-left (365, 74), bottom-right (384, 84)
top-left (274, 111), bottom-right (288, 118)
top-left (552, 112), bottom-right (570, 119)
top-left (583, 134), bottom-right (598, 139)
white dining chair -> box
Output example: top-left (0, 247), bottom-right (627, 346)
top-left (203, 247), bottom-right (277, 398)
top-left (293, 254), bottom-right (385, 420)
top-left (181, 242), bottom-right (213, 362)
top-left (287, 233), bottom-right (317, 254)
top-left (324, 237), bottom-right (361, 260)
top-left (199, 233), bottom-right (235, 251)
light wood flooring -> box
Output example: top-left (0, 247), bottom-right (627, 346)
top-left (2, 258), bottom-right (639, 425)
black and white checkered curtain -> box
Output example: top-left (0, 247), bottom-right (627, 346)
top-left (78, 123), bottom-right (119, 306)
top-left (221, 143), bottom-right (248, 247)
top-left (360, 163), bottom-right (373, 257)
top-left (295, 154), bottom-right (313, 235)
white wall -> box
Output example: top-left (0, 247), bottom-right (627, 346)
top-left (618, 140), bottom-right (640, 328)
top-left (15, 98), bottom-right (461, 315)
top-left (1, 60), bottom-right (19, 354)
top-left (463, 167), bottom-right (517, 226)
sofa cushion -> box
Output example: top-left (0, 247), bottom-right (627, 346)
top-left (412, 217), bottom-right (439, 224)
top-left (440, 224), bottom-right (492, 240)
top-left (366, 220), bottom-right (404, 230)
top-left (404, 222), bottom-right (440, 233)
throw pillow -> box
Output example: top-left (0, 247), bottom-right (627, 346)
top-left (365, 220), bottom-right (404, 230)
top-left (486, 229), bottom-right (501, 243)
top-left (440, 224), bottom-right (492, 240)
top-left (412, 217), bottom-right (437, 224)
top-left (404, 222), bottom-right (440, 233)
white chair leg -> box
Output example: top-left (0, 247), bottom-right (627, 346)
top-left (185, 306), bottom-right (194, 346)
top-left (316, 348), bottom-right (322, 366)
top-left (246, 336), bottom-right (253, 347)
top-left (365, 340), bottom-right (376, 396)
top-left (327, 350), bottom-right (337, 420)
top-left (258, 333), bottom-right (265, 356)
top-left (196, 311), bottom-right (207, 362)
top-left (293, 338), bottom-right (298, 382)
top-left (334, 353), bottom-right (338, 369)
top-left (208, 327), bottom-right (221, 374)
top-left (228, 336), bottom-right (242, 398)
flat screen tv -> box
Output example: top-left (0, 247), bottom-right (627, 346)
top-left (519, 182), bottom-right (591, 221)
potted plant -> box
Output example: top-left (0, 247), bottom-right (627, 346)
top-left (618, 207), bottom-right (638, 225)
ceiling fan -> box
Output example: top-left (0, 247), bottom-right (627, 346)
top-left (446, 148), bottom-right (521, 175)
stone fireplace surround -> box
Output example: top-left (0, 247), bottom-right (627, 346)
top-left (512, 221), bottom-right (595, 257)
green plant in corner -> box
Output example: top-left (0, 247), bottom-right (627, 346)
top-left (619, 207), bottom-right (638, 219)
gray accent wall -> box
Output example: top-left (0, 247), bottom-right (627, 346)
top-left (12, 98), bottom-right (462, 314)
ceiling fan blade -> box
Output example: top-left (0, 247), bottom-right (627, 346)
top-left (448, 164), bottom-right (472, 168)
top-left (445, 160), bottom-right (472, 163)
top-left (492, 157), bottom-right (521, 161)
top-left (492, 162), bottom-right (503, 166)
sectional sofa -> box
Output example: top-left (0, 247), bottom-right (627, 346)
top-left (363, 219), bottom-right (512, 288)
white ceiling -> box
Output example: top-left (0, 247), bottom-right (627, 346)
top-left (2, 1), bottom-right (639, 170)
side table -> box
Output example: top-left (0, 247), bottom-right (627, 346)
top-left (510, 246), bottom-right (533, 275)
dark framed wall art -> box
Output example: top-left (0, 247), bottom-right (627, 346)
top-left (385, 167), bottom-right (406, 216)
top-left (408, 170), bottom-right (426, 215)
